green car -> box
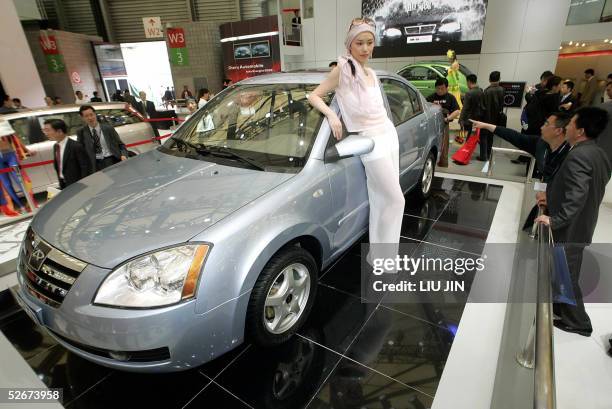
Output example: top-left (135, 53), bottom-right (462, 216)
top-left (397, 61), bottom-right (474, 98)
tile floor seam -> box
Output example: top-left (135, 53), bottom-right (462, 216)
top-left (198, 343), bottom-right (251, 382)
top-left (377, 303), bottom-right (454, 331)
top-left (319, 251), bottom-right (354, 281)
top-left (336, 350), bottom-right (435, 398)
top-left (399, 236), bottom-right (483, 257)
top-left (303, 345), bottom-right (344, 408)
top-left (209, 379), bottom-right (256, 409)
top-left (403, 212), bottom-right (438, 222)
top-left (180, 376), bottom-right (214, 409)
top-left (64, 372), bottom-right (113, 407)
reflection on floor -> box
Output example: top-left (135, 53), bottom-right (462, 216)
top-left (0, 177), bottom-right (501, 408)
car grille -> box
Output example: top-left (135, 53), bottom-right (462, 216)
top-left (404, 24), bottom-right (436, 35)
top-left (20, 227), bottom-right (87, 308)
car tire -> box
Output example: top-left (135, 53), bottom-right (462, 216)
top-left (246, 246), bottom-right (318, 347)
top-left (414, 151), bottom-right (435, 200)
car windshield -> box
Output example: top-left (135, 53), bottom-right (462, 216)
top-left (161, 83), bottom-right (331, 172)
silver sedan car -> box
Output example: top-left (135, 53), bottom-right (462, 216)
top-left (12, 71), bottom-right (442, 372)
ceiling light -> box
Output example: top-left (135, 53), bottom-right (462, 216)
top-left (582, 43), bottom-right (586, 47)
top-left (559, 46), bottom-right (562, 49)
top-left (569, 41), bottom-right (573, 45)
top-left (605, 39), bottom-right (609, 43)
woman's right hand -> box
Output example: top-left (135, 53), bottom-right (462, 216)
top-left (328, 113), bottom-right (343, 140)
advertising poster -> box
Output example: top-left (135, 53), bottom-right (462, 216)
top-left (220, 16), bottom-right (281, 84)
top-left (362, 0), bottom-right (488, 57)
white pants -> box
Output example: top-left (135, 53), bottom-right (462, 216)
top-left (359, 121), bottom-right (405, 246)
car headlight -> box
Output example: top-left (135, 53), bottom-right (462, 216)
top-left (383, 28), bottom-right (402, 38)
top-left (438, 21), bottom-right (461, 33)
top-left (94, 244), bottom-right (210, 308)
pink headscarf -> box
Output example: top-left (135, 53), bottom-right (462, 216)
top-left (338, 22), bottom-right (376, 105)
top-left (344, 22), bottom-right (376, 53)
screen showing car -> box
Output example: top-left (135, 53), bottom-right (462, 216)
top-left (234, 44), bottom-right (252, 59)
top-left (251, 41), bottom-right (271, 58)
top-left (362, 0), bottom-right (488, 57)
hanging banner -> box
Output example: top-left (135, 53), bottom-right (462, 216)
top-left (167, 27), bottom-right (189, 66)
top-left (169, 48), bottom-right (189, 66)
top-left (39, 34), bottom-right (65, 72)
top-left (143, 17), bottom-right (163, 38)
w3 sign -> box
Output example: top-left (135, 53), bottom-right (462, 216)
top-left (39, 35), bottom-right (59, 55)
top-left (167, 28), bottom-right (186, 48)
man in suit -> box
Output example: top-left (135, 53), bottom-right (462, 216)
top-left (42, 119), bottom-right (92, 189)
top-left (481, 71), bottom-right (504, 161)
top-left (581, 68), bottom-right (599, 107)
top-left (559, 81), bottom-right (576, 113)
top-left (459, 74), bottom-right (484, 138)
top-left (535, 107), bottom-right (611, 336)
top-left (136, 91), bottom-right (156, 119)
top-left (77, 105), bottom-right (128, 171)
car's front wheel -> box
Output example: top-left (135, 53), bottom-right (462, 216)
top-left (414, 151), bottom-right (435, 200)
top-left (246, 246), bottom-right (317, 347)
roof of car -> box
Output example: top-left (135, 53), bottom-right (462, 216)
top-left (238, 69), bottom-right (404, 85)
top-left (0, 102), bottom-right (127, 120)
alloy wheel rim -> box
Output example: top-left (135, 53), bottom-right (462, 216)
top-left (422, 157), bottom-right (433, 194)
top-left (264, 263), bottom-right (311, 334)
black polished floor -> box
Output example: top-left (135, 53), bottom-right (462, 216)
top-left (0, 177), bottom-right (501, 408)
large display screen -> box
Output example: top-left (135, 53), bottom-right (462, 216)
top-left (362, 0), bottom-right (488, 57)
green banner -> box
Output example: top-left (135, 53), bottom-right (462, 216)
top-left (45, 54), bottom-right (65, 73)
top-left (170, 48), bottom-right (189, 66)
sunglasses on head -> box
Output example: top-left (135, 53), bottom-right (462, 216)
top-left (349, 17), bottom-right (375, 29)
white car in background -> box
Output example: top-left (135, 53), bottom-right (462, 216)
top-left (1, 103), bottom-right (159, 193)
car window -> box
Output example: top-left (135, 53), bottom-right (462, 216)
top-left (98, 108), bottom-right (142, 127)
top-left (9, 117), bottom-right (46, 145)
top-left (165, 83), bottom-right (331, 171)
top-left (400, 66), bottom-right (426, 81)
top-left (36, 112), bottom-right (83, 136)
top-left (432, 65), bottom-right (449, 77)
top-left (407, 86), bottom-right (423, 114)
top-left (382, 79), bottom-right (418, 125)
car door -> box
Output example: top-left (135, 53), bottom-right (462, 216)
top-left (324, 117), bottom-right (370, 252)
top-left (380, 78), bottom-right (425, 190)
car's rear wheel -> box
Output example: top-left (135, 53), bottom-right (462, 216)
top-left (247, 246), bottom-right (317, 346)
top-left (414, 151), bottom-right (435, 200)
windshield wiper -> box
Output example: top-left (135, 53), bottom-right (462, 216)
top-left (170, 136), bottom-right (200, 152)
top-left (202, 146), bottom-right (267, 171)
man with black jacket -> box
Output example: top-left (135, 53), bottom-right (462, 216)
top-left (43, 119), bottom-right (92, 189)
top-left (559, 81), bottom-right (576, 113)
top-left (470, 112), bottom-right (571, 228)
top-left (535, 107), bottom-right (611, 336)
top-left (481, 71), bottom-right (504, 161)
top-left (459, 74), bottom-right (484, 137)
top-left (77, 105), bottom-right (128, 171)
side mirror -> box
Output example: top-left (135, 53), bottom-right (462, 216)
top-left (325, 134), bottom-right (375, 163)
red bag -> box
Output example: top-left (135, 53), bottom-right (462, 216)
top-left (451, 128), bottom-right (480, 165)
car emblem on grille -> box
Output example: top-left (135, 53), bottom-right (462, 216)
top-left (28, 242), bottom-right (51, 271)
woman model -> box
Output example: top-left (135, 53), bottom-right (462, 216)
top-left (308, 17), bottom-right (405, 250)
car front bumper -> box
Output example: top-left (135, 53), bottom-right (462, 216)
top-left (13, 260), bottom-right (247, 373)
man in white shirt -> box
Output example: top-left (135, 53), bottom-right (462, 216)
top-left (42, 119), bottom-right (92, 188)
top-left (75, 90), bottom-right (87, 105)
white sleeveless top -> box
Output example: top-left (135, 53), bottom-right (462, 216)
top-left (335, 55), bottom-right (389, 133)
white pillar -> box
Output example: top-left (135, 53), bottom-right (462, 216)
top-left (0, 0), bottom-right (46, 107)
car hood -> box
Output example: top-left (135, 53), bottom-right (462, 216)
top-left (32, 150), bottom-right (294, 269)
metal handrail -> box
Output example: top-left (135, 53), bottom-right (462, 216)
top-left (516, 207), bottom-right (556, 408)
top-left (487, 147), bottom-right (536, 183)
top-left (534, 220), bottom-right (555, 409)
